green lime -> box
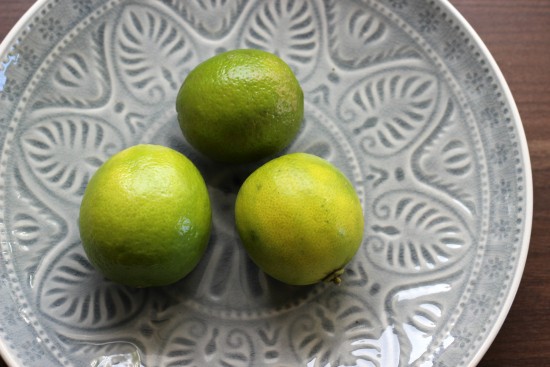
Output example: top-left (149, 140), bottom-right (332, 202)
top-left (79, 144), bottom-right (211, 287)
top-left (176, 49), bottom-right (304, 163)
top-left (235, 153), bottom-right (364, 286)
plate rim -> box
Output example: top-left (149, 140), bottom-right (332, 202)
top-left (440, 0), bottom-right (533, 365)
top-left (1, 1), bottom-right (51, 365)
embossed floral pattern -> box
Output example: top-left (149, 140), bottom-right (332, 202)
top-left (115, 4), bottom-right (198, 104)
top-left (162, 0), bottom-right (248, 38)
top-left (490, 143), bottom-right (510, 165)
top-left (443, 39), bottom-right (464, 60)
top-left (72, 0), bottom-right (94, 16)
top-left (418, 9), bottom-right (440, 33)
top-left (339, 68), bottom-right (438, 157)
top-left (1, 306), bottom-right (17, 327)
top-left (161, 320), bottom-right (255, 366)
top-left (19, 340), bottom-right (45, 363)
top-left (242, 0), bottom-right (319, 78)
top-left (387, 277), bottom-right (460, 365)
top-left (21, 115), bottom-right (124, 203)
top-left (327, 0), bottom-right (421, 69)
top-left (452, 327), bottom-right (474, 349)
top-left (15, 45), bottom-right (40, 72)
top-left (465, 71), bottom-right (485, 93)
top-left (366, 191), bottom-right (471, 273)
top-left (327, 0), bottom-right (386, 68)
top-left (38, 17), bottom-right (64, 42)
top-left (411, 99), bottom-right (478, 215)
top-left (468, 294), bottom-right (492, 316)
top-left (485, 256), bottom-right (506, 280)
top-left (53, 52), bottom-right (105, 97)
top-left (491, 218), bottom-right (510, 239)
top-left (493, 179), bottom-right (513, 202)
top-left (289, 290), bottom-right (384, 366)
top-left (38, 243), bottom-right (148, 329)
top-left (481, 106), bottom-right (501, 127)
top-left (389, 0), bottom-right (409, 9)
top-left (0, 78), bottom-right (20, 102)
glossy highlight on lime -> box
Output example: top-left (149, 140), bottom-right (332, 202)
top-left (79, 144), bottom-right (212, 287)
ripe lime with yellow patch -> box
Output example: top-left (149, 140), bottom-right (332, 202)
top-left (79, 144), bottom-right (212, 287)
top-left (176, 49), bottom-right (304, 163)
top-left (235, 153), bottom-right (364, 285)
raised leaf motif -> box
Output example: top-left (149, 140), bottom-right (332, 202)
top-left (161, 320), bottom-right (254, 367)
top-left (161, 0), bottom-right (248, 39)
top-left (386, 273), bottom-right (463, 365)
top-left (289, 289), bottom-right (391, 367)
top-left (50, 51), bottom-right (107, 106)
top-left (327, 0), bottom-right (385, 66)
top-left (55, 53), bottom-right (91, 88)
top-left (33, 23), bottom-right (110, 109)
top-left (21, 115), bottom-right (124, 204)
top-left (241, 0), bottom-right (319, 79)
top-left (440, 139), bottom-right (472, 176)
top-left (115, 5), bottom-right (197, 104)
top-left (339, 68), bottom-right (439, 157)
top-left (326, 0), bottom-right (420, 68)
top-left (37, 242), bottom-right (147, 330)
top-left (9, 168), bottom-right (67, 276)
top-left (365, 190), bottom-right (472, 273)
top-left (412, 100), bottom-right (477, 215)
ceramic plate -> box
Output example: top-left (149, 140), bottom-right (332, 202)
top-left (0, 0), bottom-right (532, 366)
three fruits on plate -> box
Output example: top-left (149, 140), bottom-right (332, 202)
top-left (79, 49), bottom-right (365, 288)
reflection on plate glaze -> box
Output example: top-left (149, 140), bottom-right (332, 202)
top-left (0, 0), bottom-right (529, 366)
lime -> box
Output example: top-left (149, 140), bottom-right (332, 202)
top-left (176, 49), bottom-right (304, 163)
top-left (79, 144), bottom-right (211, 287)
top-left (234, 153), bottom-right (364, 285)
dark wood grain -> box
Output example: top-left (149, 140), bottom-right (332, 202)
top-left (1, 1), bottom-right (549, 366)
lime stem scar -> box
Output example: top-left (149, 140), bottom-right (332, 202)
top-left (323, 267), bottom-right (345, 285)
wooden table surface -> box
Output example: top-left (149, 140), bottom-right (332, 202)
top-left (1, 0), bottom-right (549, 366)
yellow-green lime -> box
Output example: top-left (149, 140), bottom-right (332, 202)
top-left (235, 153), bottom-right (365, 286)
top-left (176, 49), bottom-right (304, 163)
top-left (79, 144), bottom-right (211, 287)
